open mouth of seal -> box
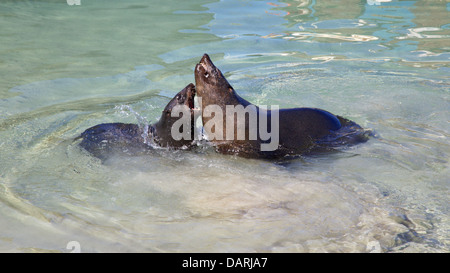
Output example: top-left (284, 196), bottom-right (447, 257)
top-left (186, 84), bottom-right (199, 113)
top-left (198, 61), bottom-right (208, 72)
top-left (188, 88), bottom-right (195, 110)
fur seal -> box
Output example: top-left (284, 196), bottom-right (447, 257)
top-left (194, 54), bottom-right (370, 159)
top-left (78, 83), bottom-right (196, 160)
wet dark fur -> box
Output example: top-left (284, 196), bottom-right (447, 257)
top-left (194, 54), bottom-right (371, 159)
top-left (77, 83), bottom-right (196, 160)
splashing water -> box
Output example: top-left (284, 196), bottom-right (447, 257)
top-left (114, 104), bottom-right (152, 145)
top-left (0, 0), bottom-right (448, 253)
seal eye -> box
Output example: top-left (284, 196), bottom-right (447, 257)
top-left (204, 71), bottom-right (209, 78)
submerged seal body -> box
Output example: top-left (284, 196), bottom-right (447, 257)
top-left (194, 54), bottom-right (369, 159)
top-left (78, 83), bottom-right (196, 160)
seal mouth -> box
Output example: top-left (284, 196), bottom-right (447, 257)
top-left (162, 83), bottom-right (197, 113)
top-left (187, 84), bottom-right (196, 110)
top-left (196, 53), bottom-right (215, 77)
top-left (195, 61), bottom-right (207, 76)
top-left (199, 53), bottom-right (213, 68)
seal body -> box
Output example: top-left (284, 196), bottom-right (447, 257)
top-left (194, 54), bottom-right (369, 159)
top-left (78, 83), bottom-right (196, 160)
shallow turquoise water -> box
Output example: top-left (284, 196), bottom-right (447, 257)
top-left (0, 0), bottom-right (448, 252)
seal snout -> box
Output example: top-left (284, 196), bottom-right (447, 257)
top-left (186, 83), bottom-right (196, 94)
top-left (195, 62), bottom-right (206, 75)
